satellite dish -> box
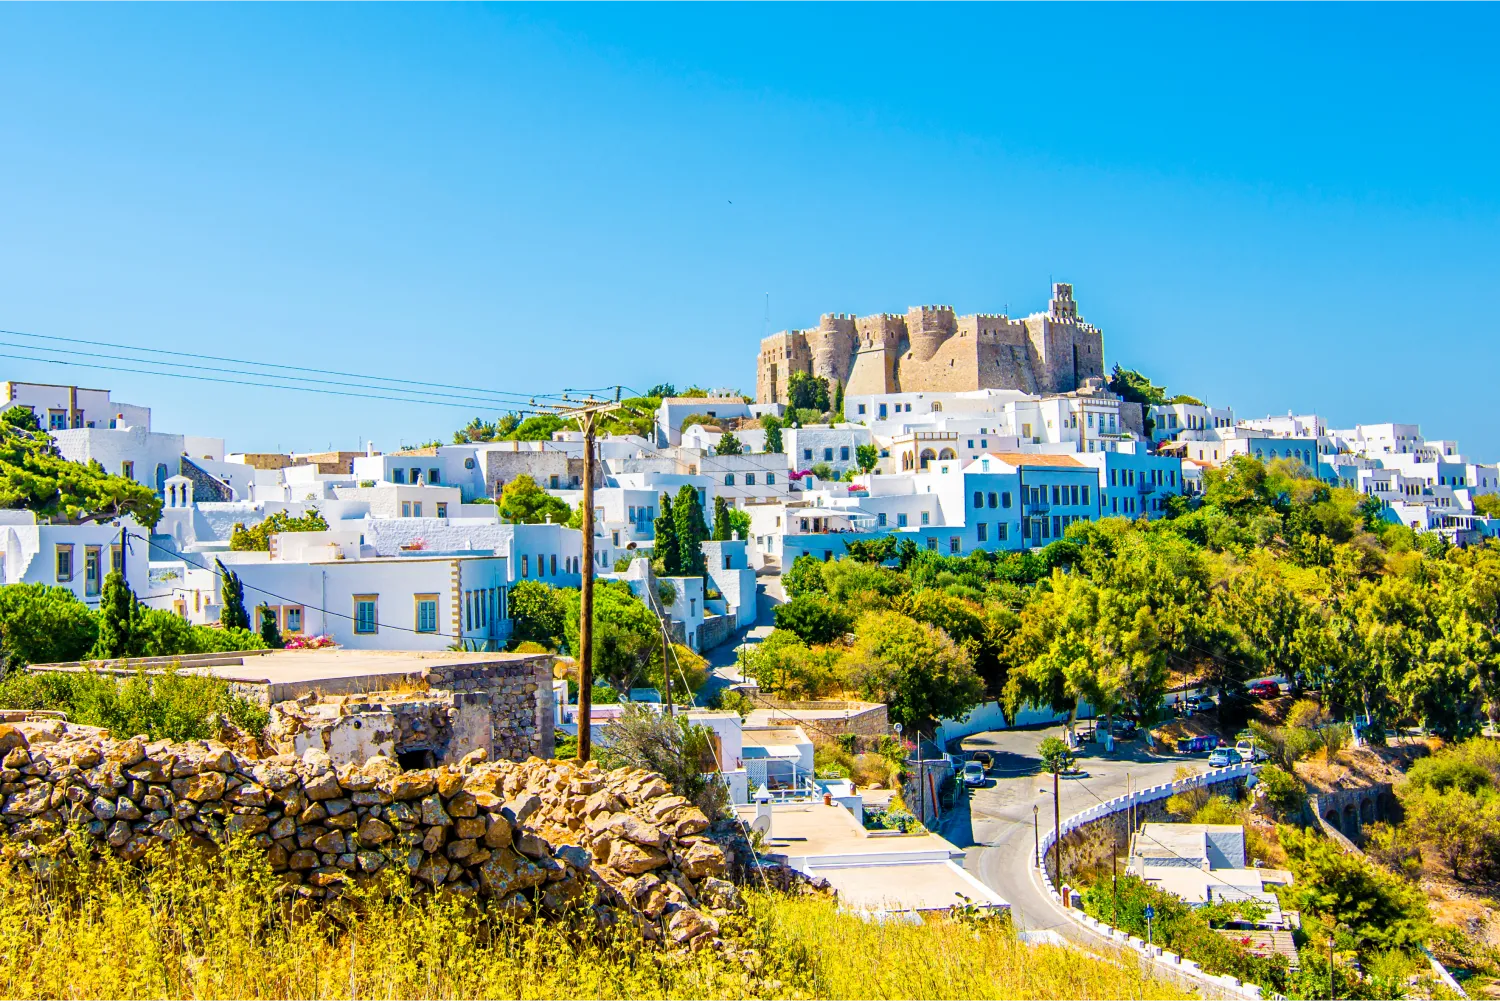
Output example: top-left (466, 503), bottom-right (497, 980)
top-left (750, 814), bottom-right (772, 837)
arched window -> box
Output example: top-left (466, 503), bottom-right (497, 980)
top-left (931, 402), bottom-right (943, 412)
top-left (919, 449), bottom-right (936, 469)
top-left (938, 448), bottom-right (957, 460)
top-left (155, 463), bottom-right (169, 495)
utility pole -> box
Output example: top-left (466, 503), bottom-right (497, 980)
top-left (532, 395), bottom-right (621, 762)
top-left (1052, 765), bottom-right (1061, 886)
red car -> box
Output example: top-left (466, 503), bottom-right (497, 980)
top-left (1248, 681), bottom-right (1281, 698)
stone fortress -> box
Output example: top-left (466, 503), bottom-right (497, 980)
top-left (756, 283), bottom-right (1105, 404)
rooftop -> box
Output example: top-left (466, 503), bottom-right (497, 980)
top-left (988, 452), bottom-right (1085, 468)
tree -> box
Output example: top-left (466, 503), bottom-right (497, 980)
top-left (498, 474), bottom-right (573, 525)
top-left (712, 496), bottom-right (732, 541)
top-left (0, 420), bottom-right (162, 529)
top-left (597, 703), bottom-right (729, 819)
top-left (511, 414), bottom-right (565, 441)
top-left (255, 605), bottom-right (283, 649)
top-left (1278, 824), bottom-right (1431, 953)
top-left (229, 509), bottom-right (330, 551)
top-left (90, 570), bottom-right (135, 660)
top-left (773, 593), bottom-right (854, 644)
top-left (216, 559), bottom-right (250, 632)
top-left (1037, 736), bottom-right (1074, 774)
top-left (848, 610), bottom-right (984, 732)
top-left (646, 383), bottom-right (676, 398)
top-left (563, 581), bottom-right (700, 696)
top-left (1107, 365), bottom-right (1168, 407)
top-left (809, 461), bottom-right (835, 481)
top-left (844, 535), bottom-right (897, 564)
top-left (1, 406), bottom-right (39, 432)
top-left (652, 492), bottom-right (680, 575)
top-left (782, 554), bottom-right (827, 598)
top-left (832, 379), bottom-right (845, 418)
top-left (714, 431), bottom-right (743, 456)
top-left (726, 507), bottom-right (751, 542)
top-left (1474, 494), bottom-right (1500, 519)
top-left (786, 371), bottom-right (830, 413)
top-left (0, 583), bottom-right (98, 669)
top-left (673, 484), bottom-right (707, 577)
top-left (761, 415), bottom-right (784, 454)
top-left (453, 417), bottom-right (501, 443)
top-left (509, 580), bottom-right (567, 649)
top-left (855, 443), bottom-right (879, 473)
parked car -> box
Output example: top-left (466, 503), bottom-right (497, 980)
top-left (962, 761), bottom-right (987, 787)
top-left (1208, 748), bottom-right (1243, 768)
top-left (1108, 719), bottom-right (1138, 738)
top-left (1234, 738), bottom-right (1269, 762)
top-left (1248, 681), bottom-right (1281, 699)
top-left (971, 750), bottom-right (992, 772)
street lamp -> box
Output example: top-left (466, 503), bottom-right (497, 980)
top-left (1032, 804), bottom-right (1039, 867)
top-left (1037, 774), bottom-right (1060, 885)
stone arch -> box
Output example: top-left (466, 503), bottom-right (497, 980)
top-left (1324, 809), bottom-right (1341, 832)
top-left (919, 449), bottom-right (936, 470)
top-left (902, 452), bottom-right (914, 471)
top-left (1342, 803), bottom-right (1359, 832)
top-left (931, 401), bottom-right (943, 412)
top-left (938, 448), bottom-right (957, 460)
top-left (1360, 797), bottom-right (1375, 823)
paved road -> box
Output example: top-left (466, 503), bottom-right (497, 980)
top-left (696, 578), bottom-right (778, 703)
top-left (942, 724), bottom-right (1195, 939)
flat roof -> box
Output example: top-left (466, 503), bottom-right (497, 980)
top-left (989, 452), bottom-right (1085, 468)
top-left (742, 727), bottom-right (811, 747)
top-left (734, 802), bottom-right (959, 860)
top-left (811, 860), bottom-right (1007, 913)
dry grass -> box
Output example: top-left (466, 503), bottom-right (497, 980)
top-left (0, 837), bottom-right (1191, 1000)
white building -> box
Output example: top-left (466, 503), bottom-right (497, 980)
top-left (0, 381), bottom-right (150, 432)
top-left (0, 512), bottom-right (150, 608)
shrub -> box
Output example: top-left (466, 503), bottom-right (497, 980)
top-left (1256, 764), bottom-right (1307, 818)
top-left (0, 668), bottom-right (268, 740)
top-left (597, 703), bottom-right (729, 819)
top-left (772, 593), bottom-right (853, 645)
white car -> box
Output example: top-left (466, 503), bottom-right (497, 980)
top-left (962, 761), bottom-right (987, 787)
top-left (1235, 739), bottom-right (1269, 762)
top-left (1208, 748), bottom-right (1243, 768)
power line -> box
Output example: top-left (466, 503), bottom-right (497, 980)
top-left (0, 326), bottom-right (565, 407)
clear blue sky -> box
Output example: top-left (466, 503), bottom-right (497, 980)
top-left (2, 5), bottom-right (1497, 455)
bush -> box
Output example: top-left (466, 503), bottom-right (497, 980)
top-left (772, 593), bottom-right (853, 645)
top-left (1256, 764), bottom-right (1307, 818)
top-left (0, 668), bottom-right (268, 740)
top-left (1278, 823), bottom-right (1431, 954)
top-left (597, 703), bottom-right (729, 819)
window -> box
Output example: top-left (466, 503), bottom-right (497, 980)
top-left (464, 457), bottom-right (476, 469)
top-left (84, 546), bottom-right (102, 597)
top-left (724, 474), bottom-right (735, 486)
top-left (878, 512), bottom-right (887, 527)
top-left (973, 491), bottom-right (984, 508)
top-left (981, 459), bottom-right (990, 472)
top-left (1001, 491), bottom-right (1012, 507)
top-left (354, 596), bottom-right (378, 634)
top-left (976, 523), bottom-right (988, 542)
top-left (550, 554), bottom-right (558, 576)
top-left (1070, 485), bottom-right (1079, 505)
top-left (549, 474), bottom-right (560, 489)
top-left (121, 461), bottom-right (134, 480)
top-left (858, 404), bottom-right (867, 415)
top-left (1110, 469), bottom-right (1117, 486)
top-left (55, 544), bottom-right (73, 582)
top-left (437, 503), bottom-right (448, 518)
top-left (803, 448), bottom-right (813, 460)
top-left (402, 501), bottom-right (412, 517)
top-left (840, 446), bottom-right (850, 461)
top-left (997, 523), bottom-right (1009, 541)
top-left (879, 404), bottom-right (888, 419)
top-left (987, 492), bottom-right (997, 508)
top-left (413, 502), bottom-right (423, 518)
top-left (409, 468), bottom-right (421, 484)
top-left (429, 468), bottom-right (440, 484)
top-left (896, 513), bottom-right (907, 528)
top-left (767, 473), bottom-right (775, 484)
top-left (967, 440), bottom-right (974, 449)
top-left (1052, 485), bottom-right (1060, 505)
top-left (1082, 486), bottom-right (1090, 505)
top-left (823, 448), bottom-right (833, 461)
top-left (49, 410), bottom-right (67, 431)
top-left (746, 473), bottom-right (756, 486)
top-left (920, 511), bottom-right (930, 525)
top-left (498, 586), bottom-right (509, 621)
top-left (925, 536), bottom-right (937, 551)
top-left (522, 555), bottom-right (530, 578)
top-left (949, 536), bottom-right (960, 554)
top-left (284, 606), bottom-right (304, 634)
top-left (1051, 515), bottom-right (1061, 538)
top-left (393, 468), bottom-right (406, 484)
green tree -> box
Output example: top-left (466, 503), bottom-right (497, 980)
top-left (786, 371), bottom-right (830, 413)
top-left (1474, 493), bottom-right (1500, 519)
top-left (259, 606), bottom-right (284, 650)
top-left (843, 535), bottom-right (897, 564)
top-left (1106, 365), bottom-right (1168, 407)
top-left (773, 593), bottom-right (854, 644)
top-left (509, 580), bottom-right (567, 649)
top-left (855, 443), bottom-right (879, 473)
top-left (712, 495), bottom-right (731, 541)
top-left (1037, 736), bottom-right (1074, 774)
top-left (782, 554), bottom-right (827, 598)
top-left (510, 414), bottom-right (565, 441)
top-left (1278, 824), bottom-right (1431, 953)
top-left (673, 484), bottom-right (707, 577)
top-left (498, 474), bottom-right (573, 525)
top-left (228, 508), bottom-right (330, 551)
top-left (652, 491), bottom-right (680, 575)
top-left (726, 507), bottom-right (751, 541)
top-left (714, 431), bottom-right (743, 456)
top-left (0, 583), bottom-right (98, 669)
top-left (832, 379), bottom-right (845, 418)
top-left (216, 559), bottom-right (250, 632)
top-left (1, 406), bottom-right (40, 432)
top-left (848, 610), bottom-right (984, 732)
top-left (90, 570), bottom-right (135, 660)
top-left (761, 415), bottom-right (784, 454)
top-left (598, 703), bottom-right (729, 818)
top-left (453, 417), bottom-right (501, 443)
top-left (0, 420), bottom-right (162, 529)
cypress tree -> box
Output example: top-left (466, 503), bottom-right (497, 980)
top-left (763, 417), bottom-right (784, 454)
top-left (652, 492), bottom-right (680, 575)
top-left (674, 484), bottom-right (708, 577)
top-left (217, 558), bottom-right (250, 631)
top-left (259, 606), bottom-right (284, 649)
top-left (833, 379), bottom-right (845, 419)
top-left (91, 570), bottom-right (135, 659)
top-left (712, 495), bottom-right (731, 541)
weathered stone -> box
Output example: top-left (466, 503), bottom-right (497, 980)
top-left (114, 796), bottom-right (142, 821)
top-left (324, 797), bottom-right (352, 817)
top-left (666, 907), bottom-right (718, 945)
top-left (446, 790), bottom-right (477, 818)
top-left (228, 783), bottom-right (267, 807)
top-left (436, 769), bottom-right (464, 798)
top-left (555, 844), bottom-right (592, 870)
top-left (324, 812), bottom-right (357, 831)
top-left (312, 830), bottom-right (348, 854)
top-left (171, 772), bottom-right (226, 803)
top-left (445, 838), bottom-right (477, 860)
top-left (356, 816), bottom-right (394, 845)
top-left (2, 785), bottom-right (51, 817)
top-left (503, 793), bottom-right (541, 826)
top-left (515, 831), bottom-right (552, 859)
top-left (454, 816), bottom-right (486, 840)
top-left (90, 796), bottom-right (117, 821)
top-left (106, 820), bottom-right (132, 847)
top-left (607, 840), bottom-right (669, 875)
top-left (608, 813), bottom-right (666, 848)
top-left (477, 848), bottom-right (546, 896)
top-left (419, 794), bottom-right (451, 827)
top-left (302, 770), bottom-right (341, 801)
top-left (677, 840), bottom-right (727, 879)
top-left (484, 814), bottom-right (513, 849)
top-left (2, 746), bottom-right (30, 769)
top-left (227, 813), bottom-right (271, 837)
top-left (269, 816), bottom-right (296, 840)
top-left (289, 849), bottom-right (318, 870)
top-left (422, 825), bottom-right (446, 853)
top-left (386, 772), bottom-right (435, 801)
top-left (299, 802), bottom-right (328, 824)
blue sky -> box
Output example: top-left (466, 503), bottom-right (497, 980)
top-left (2, 5), bottom-right (1497, 454)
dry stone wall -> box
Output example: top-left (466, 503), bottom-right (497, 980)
top-left (0, 718), bottom-right (739, 946)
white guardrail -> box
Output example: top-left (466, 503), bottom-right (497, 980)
top-left (1036, 762), bottom-right (1272, 1001)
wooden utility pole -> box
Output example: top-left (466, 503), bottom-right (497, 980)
top-left (530, 395), bottom-right (620, 763)
top-left (1052, 765), bottom-right (1062, 886)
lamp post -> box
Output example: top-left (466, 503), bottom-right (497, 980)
top-left (1037, 770), bottom-right (1060, 884)
top-left (1033, 804), bottom-right (1039, 867)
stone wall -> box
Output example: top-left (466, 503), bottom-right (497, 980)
top-left (697, 613), bottom-right (733, 653)
top-left (0, 718), bottom-right (741, 945)
top-left (426, 656), bottom-right (555, 761)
